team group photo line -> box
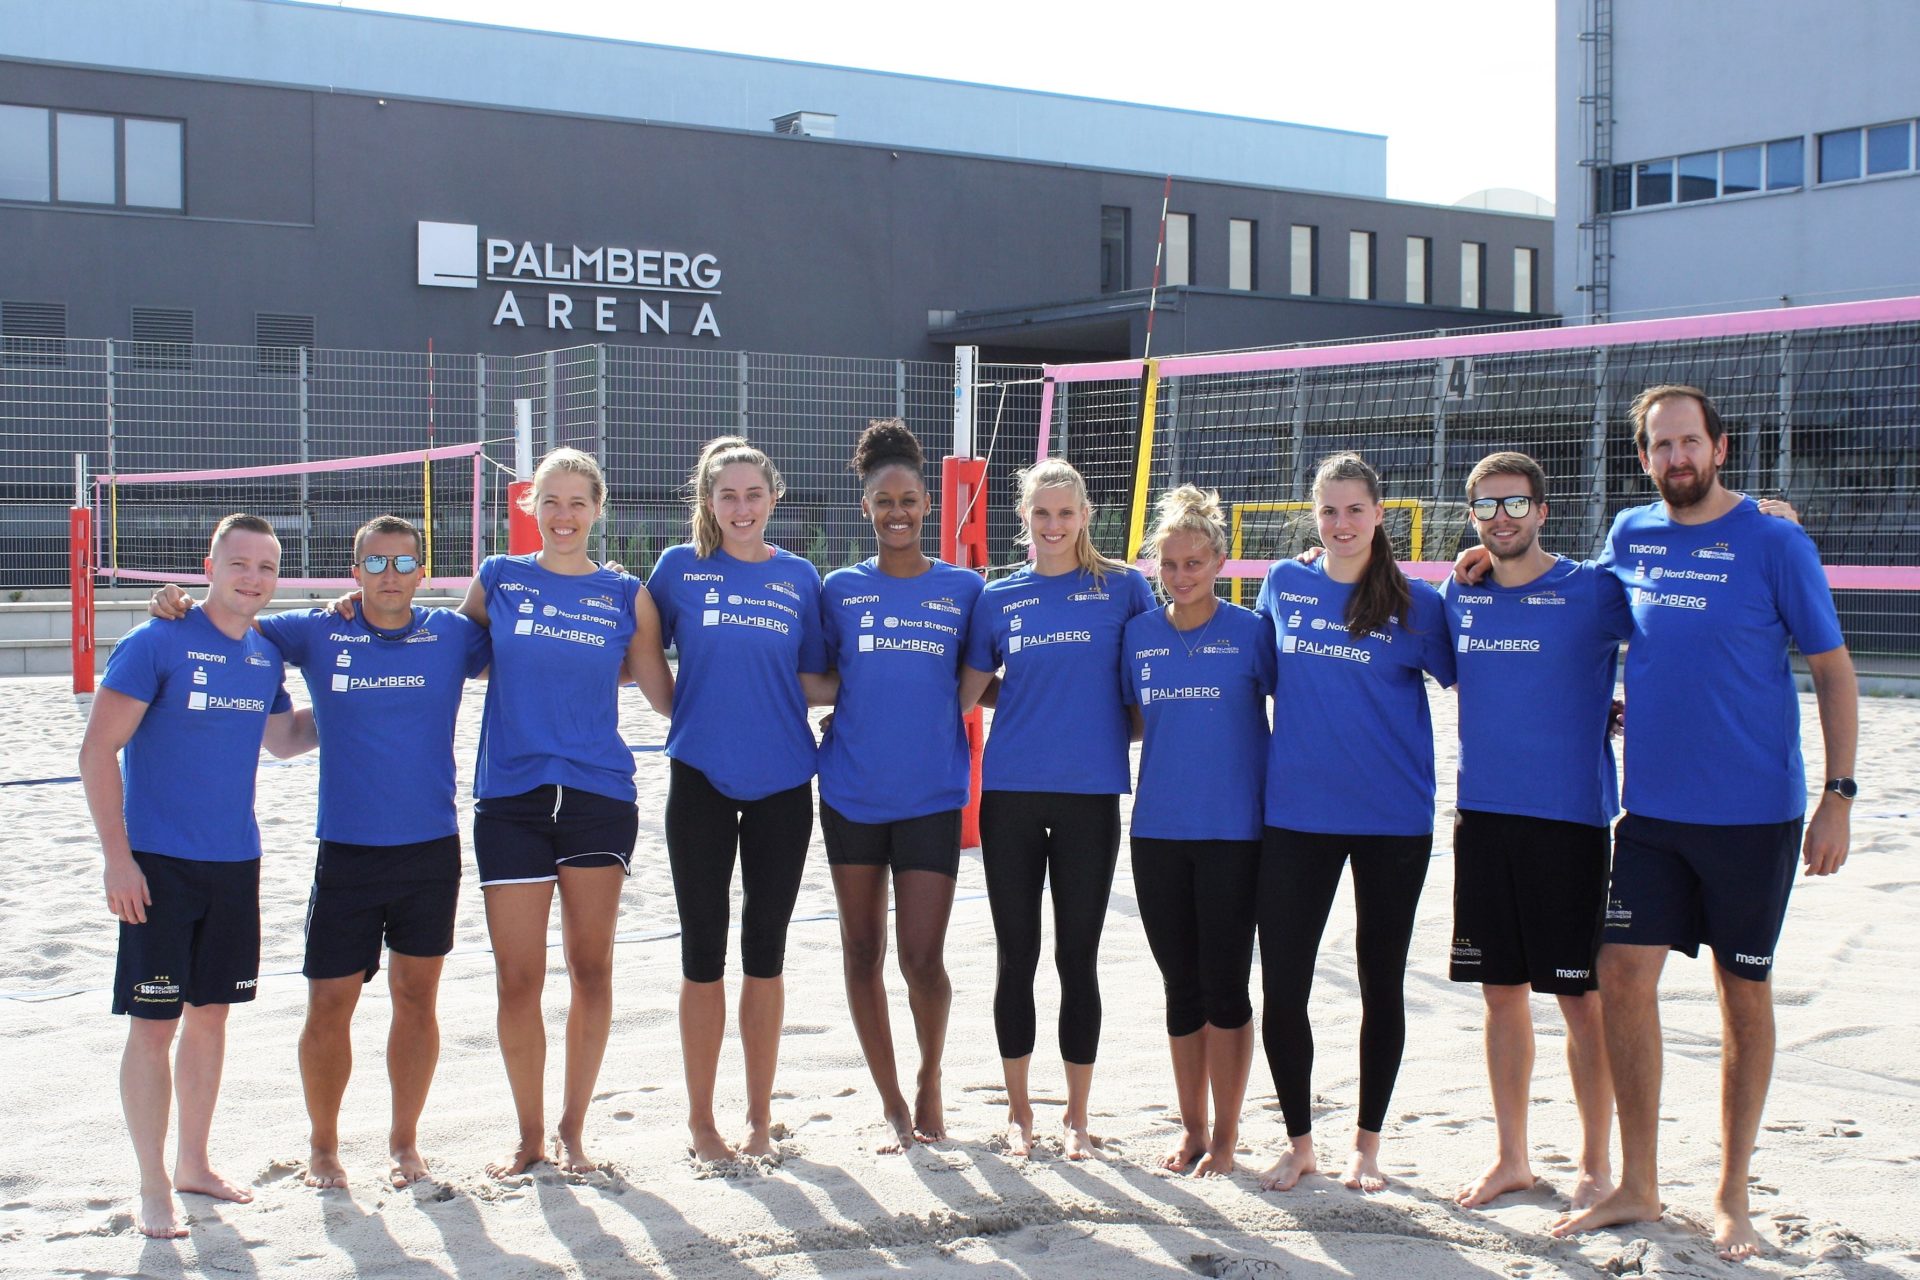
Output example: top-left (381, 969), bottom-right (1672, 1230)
top-left (85, 382), bottom-right (1858, 1264)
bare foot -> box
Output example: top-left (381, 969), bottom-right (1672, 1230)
top-left (550, 1131), bottom-right (599, 1174)
top-left (1193, 1140), bottom-right (1236, 1178)
top-left (1062, 1120), bottom-right (1100, 1161)
top-left (912, 1080), bottom-right (946, 1143)
top-left (1715, 1202), bottom-right (1767, 1261)
top-left (302, 1148), bottom-right (348, 1190)
top-left (875, 1105), bottom-right (915, 1155)
top-left (1551, 1185), bottom-right (1662, 1238)
top-left (1260, 1143), bottom-right (1317, 1192)
top-left (1455, 1156), bottom-right (1535, 1207)
top-left (173, 1165), bottom-right (253, 1204)
top-left (1570, 1166), bottom-right (1614, 1210)
top-left (1005, 1111), bottom-right (1036, 1158)
top-left (739, 1122), bottom-right (777, 1159)
top-left (1342, 1146), bottom-right (1388, 1193)
top-left (388, 1146), bottom-right (431, 1188)
top-left (486, 1137), bottom-right (548, 1179)
top-left (136, 1188), bottom-right (188, 1239)
top-left (687, 1122), bottom-right (735, 1163)
top-left (1161, 1131), bottom-right (1207, 1172)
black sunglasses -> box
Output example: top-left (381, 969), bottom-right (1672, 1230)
top-left (1469, 496), bottom-right (1536, 521)
top-left (359, 554), bottom-right (420, 574)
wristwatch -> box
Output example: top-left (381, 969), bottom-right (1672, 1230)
top-left (1825, 777), bottom-right (1859, 801)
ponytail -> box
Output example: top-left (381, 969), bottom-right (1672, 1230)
top-left (1311, 451), bottom-right (1411, 639)
top-left (687, 436), bottom-right (783, 558)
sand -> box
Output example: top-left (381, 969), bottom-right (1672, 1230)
top-left (1, 675), bottom-right (1916, 1279)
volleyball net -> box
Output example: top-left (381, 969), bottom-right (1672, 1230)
top-left (85, 442), bottom-right (488, 589)
top-left (1034, 295), bottom-right (1920, 654)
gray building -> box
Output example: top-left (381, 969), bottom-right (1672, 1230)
top-left (1557, 0), bottom-right (1920, 321)
top-left (1, 0), bottom-right (1551, 364)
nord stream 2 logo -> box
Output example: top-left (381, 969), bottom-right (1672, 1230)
top-left (416, 221), bottom-right (724, 339)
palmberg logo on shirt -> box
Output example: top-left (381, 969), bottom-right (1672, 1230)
top-left (333, 673), bottom-right (428, 692)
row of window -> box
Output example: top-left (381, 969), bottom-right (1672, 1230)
top-left (1102, 207), bottom-right (1538, 311)
top-left (1601, 115), bottom-right (1920, 213)
top-left (0, 103), bottom-right (185, 211)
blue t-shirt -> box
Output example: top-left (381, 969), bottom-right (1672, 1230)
top-left (649, 543), bottom-right (828, 801)
top-left (1599, 496), bottom-right (1846, 825)
top-left (964, 564), bottom-right (1158, 795)
top-left (1124, 602), bottom-right (1276, 841)
top-left (1255, 560), bottom-right (1457, 836)
top-left (473, 554), bottom-right (643, 802)
top-left (1442, 558), bottom-right (1633, 828)
top-left (258, 607), bottom-right (489, 846)
top-left (818, 558), bottom-right (985, 823)
top-left (100, 610), bottom-right (292, 862)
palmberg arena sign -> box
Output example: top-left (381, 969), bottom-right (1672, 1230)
top-left (416, 220), bottom-right (724, 339)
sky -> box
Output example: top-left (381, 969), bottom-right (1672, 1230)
top-left (330, 0), bottom-right (1557, 207)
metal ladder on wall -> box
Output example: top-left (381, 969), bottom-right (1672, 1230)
top-left (1577, 0), bottom-right (1615, 322)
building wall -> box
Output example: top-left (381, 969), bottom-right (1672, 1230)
top-left (1, 62), bottom-right (1550, 362)
top-left (4, 0), bottom-right (1387, 197)
top-left (1556, 0), bottom-right (1920, 319)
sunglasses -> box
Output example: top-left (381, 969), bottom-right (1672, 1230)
top-left (359, 554), bottom-right (420, 574)
top-left (1469, 496), bottom-right (1536, 521)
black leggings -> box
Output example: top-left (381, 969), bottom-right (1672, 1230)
top-left (979, 790), bottom-right (1121, 1064)
top-left (1133, 837), bottom-right (1259, 1037)
top-left (1257, 826), bottom-right (1431, 1137)
top-left (664, 758), bottom-right (813, 983)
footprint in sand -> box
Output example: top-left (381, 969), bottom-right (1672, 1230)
top-left (833, 1087), bottom-right (856, 1098)
top-left (256, 1158), bottom-right (304, 1186)
top-left (613, 1110), bottom-right (635, 1122)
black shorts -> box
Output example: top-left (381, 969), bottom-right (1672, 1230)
top-left (819, 801), bottom-right (961, 878)
top-left (1607, 811), bottom-right (1802, 982)
top-left (304, 835), bottom-right (461, 982)
top-left (113, 852), bottom-right (261, 1019)
top-left (1450, 809), bottom-right (1610, 995)
top-left (473, 784), bottom-right (638, 887)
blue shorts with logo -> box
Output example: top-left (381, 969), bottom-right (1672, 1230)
top-left (1606, 812), bottom-right (1802, 982)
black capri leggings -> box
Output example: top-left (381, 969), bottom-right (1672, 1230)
top-left (665, 758), bottom-right (813, 983)
top-left (979, 790), bottom-right (1121, 1064)
top-left (1256, 826), bottom-right (1431, 1137)
top-left (1132, 837), bottom-right (1259, 1037)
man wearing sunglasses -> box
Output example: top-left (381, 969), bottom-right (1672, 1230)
top-left (152, 515), bottom-right (488, 1189)
top-left (1442, 451), bottom-right (1633, 1216)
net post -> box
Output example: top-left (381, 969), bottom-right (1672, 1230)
top-left (508, 398), bottom-right (539, 554)
top-left (70, 453), bottom-right (94, 696)
top-left (1124, 358), bottom-right (1162, 562)
top-left (942, 454), bottom-right (990, 851)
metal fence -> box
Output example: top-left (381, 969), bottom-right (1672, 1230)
top-left (0, 338), bottom-right (1044, 591)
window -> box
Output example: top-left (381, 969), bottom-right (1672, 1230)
top-left (0, 103), bottom-right (184, 210)
top-left (1290, 224), bottom-right (1317, 296)
top-left (1100, 205), bottom-right (1130, 293)
top-left (55, 112), bottom-right (115, 203)
top-left (1228, 219), bottom-right (1256, 291)
top-left (1607, 164), bottom-right (1633, 212)
top-left (1867, 121), bottom-right (1912, 175)
top-left (1819, 128), bottom-right (1862, 182)
top-left (1405, 236), bottom-right (1430, 304)
top-left (1460, 242), bottom-right (1484, 309)
top-left (1348, 230), bottom-right (1375, 300)
top-left (1678, 151), bottom-right (1718, 202)
top-left (1513, 247), bottom-right (1537, 312)
top-left (1635, 159), bottom-right (1673, 206)
top-left (1163, 212), bottom-right (1191, 287)
top-left (1722, 145), bottom-right (1762, 195)
top-left (0, 105), bottom-right (49, 201)
top-left (1766, 137), bottom-right (1803, 189)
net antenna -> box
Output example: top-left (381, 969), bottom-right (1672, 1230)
top-left (1123, 176), bottom-right (1175, 562)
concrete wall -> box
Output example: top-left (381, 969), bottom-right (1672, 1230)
top-left (1556, 0), bottom-right (1920, 319)
top-left (4, 0), bottom-right (1386, 197)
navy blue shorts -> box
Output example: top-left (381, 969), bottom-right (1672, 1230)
top-left (1450, 809), bottom-right (1610, 995)
top-left (304, 835), bottom-right (461, 982)
top-left (473, 785), bottom-right (637, 887)
top-left (113, 852), bottom-right (260, 1019)
top-left (1607, 812), bottom-right (1802, 982)
top-left (820, 801), bottom-right (961, 878)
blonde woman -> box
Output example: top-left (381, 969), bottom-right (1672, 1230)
top-left (1123, 486), bottom-right (1275, 1176)
top-left (959, 459), bottom-right (1155, 1158)
top-left (646, 437), bottom-right (834, 1161)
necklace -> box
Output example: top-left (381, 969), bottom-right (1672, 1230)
top-left (1166, 600), bottom-right (1219, 659)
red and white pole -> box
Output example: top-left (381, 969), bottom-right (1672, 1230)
top-left (507, 398), bottom-right (539, 555)
top-left (70, 453), bottom-right (94, 695)
top-left (944, 348), bottom-right (989, 849)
